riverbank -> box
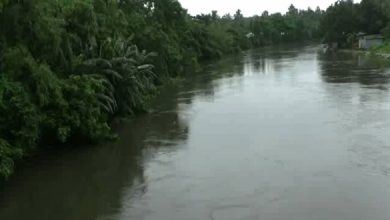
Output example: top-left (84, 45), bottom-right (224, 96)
top-left (0, 0), bottom-right (251, 180)
top-left (371, 43), bottom-right (390, 59)
top-left (338, 48), bottom-right (390, 60)
top-left (2, 45), bottom-right (390, 220)
top-left (342, 42), bottom-right (390, 60)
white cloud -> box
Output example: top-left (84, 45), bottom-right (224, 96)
top-left (178, 0), bottom-right (361, 16)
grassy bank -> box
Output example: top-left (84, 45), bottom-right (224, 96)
top-left (371, 42), bottom-right (390, 58)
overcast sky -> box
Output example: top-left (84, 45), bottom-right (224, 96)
top-left (178, 0), bottom-right (361, 16)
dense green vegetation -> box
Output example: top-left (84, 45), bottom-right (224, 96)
top-left (372, 42), bottom-right (390, 54)
top-left (1, 0), bottom-right (386, 180)
top-left (13, 0), bottom-right (390, 180)
top-left (248, 5), bottom-right (323, 46)
top-left (321, 0), bottom-right (390, 48)
top-left (0, 0), bottom-right (327, 179)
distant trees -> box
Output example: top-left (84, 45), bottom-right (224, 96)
top-left (321, 0), bottom-right (390, 47)
top-left (358, 0), bottom-right (388, 34)
top-left (249, 6), bottom-right (323, 46)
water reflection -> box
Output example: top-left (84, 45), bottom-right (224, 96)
top-left (0, 47), bottom-right (247, 220)
top-left (318, 51), bottom-right (390, 87)
top-left (1, 45), bottom-right (390, 220)
top-left (242, 45), bottom-right (305, 75)
top-left (0, 44), bottom-right (319, 220)
top-left (0, 96), bottom-right (191, 220)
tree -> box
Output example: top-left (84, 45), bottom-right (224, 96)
top-left (288, 4), bottom-right (298, 16)
top-left (358, 0), bottom-right (388, 34)
top-left (320, 0), bottom-right (359, 46)
top-left (234, 9), bottom-right (244, 21)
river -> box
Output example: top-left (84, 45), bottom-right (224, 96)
top-left (1, 45), bottom-right (390, 220)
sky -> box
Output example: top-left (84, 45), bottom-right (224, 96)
top-left (178, 0), bottom-right (361, 16)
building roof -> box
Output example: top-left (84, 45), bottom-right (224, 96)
top-left (357, 32), bottom-right (366, 37)
top-left (358, 34), bottom-right (384, 40)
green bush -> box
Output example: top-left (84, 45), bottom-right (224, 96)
top-left (0, 0), bottom-right (326, 179)
top-left (0, 77), bottom-right (38, 178)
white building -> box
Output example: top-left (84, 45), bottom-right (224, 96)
top-left (358, 34), bottom-right (384, 49)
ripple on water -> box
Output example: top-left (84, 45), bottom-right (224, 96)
top-left (348, 134), bottom-right (390, 176)
top-left (209, 205), bottom-right (258, 220)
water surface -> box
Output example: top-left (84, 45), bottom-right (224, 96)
top-left (1, 45), bottom-right (390, 220)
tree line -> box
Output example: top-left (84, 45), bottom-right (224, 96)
top-left (3, 0), bottom-right (378, 179)
top-left (321, 0), bottom-right (390, 48)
